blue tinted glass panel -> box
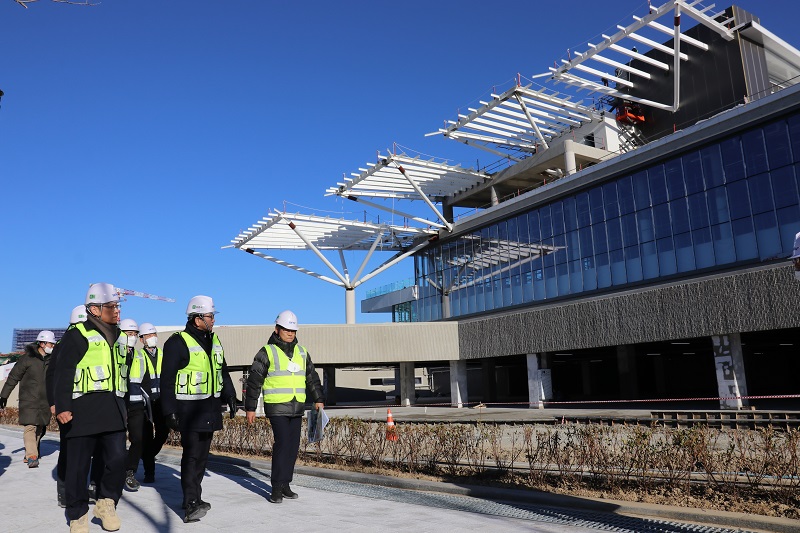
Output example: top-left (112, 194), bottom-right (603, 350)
top-left (566, 231), bottom-right (581, 261)
top-left (582, 256), bottom-right (597, 291)
top-left (641, 241), bottom-right (659, 279)
top-left (563, 197), bottom-right (578, 232)
top-left (540, 206), bottom-right (553, 239)
top-left (596, 252), bottom-right (611, 288)
top-left (637, 209), bottom-right (655, 242)
top-left (692, 227), bottom-right (714, 268)
top-left (579, 227), bottom-right (593, 257)
top-left (552, 202), bottom-right (565, 236)
top-left (670, 198), bottom-right (690, 234)
top-left (720, 136), bottom-right (746, 182)
top-left (648, 165), bottom-right (668, 205)
top-left (618, 176), bottom-right (635, 214)
top-left (603, 181), bottom-right (620, 218)
top-left (764, 120), bottom-right (792, 169)
top-left (621, 213), bottom-right (638, 247)
top-left (742, 129), bottom-right (769, 176)
top-left (576, 192), bottom-right (591, 227)
top-left (556, 261), bottom-right (569, 295)
top-left (701, 145), bottom-right (725, 188)
top-left (771, 166), bottom-right (798, 209)
top-left (593, 222), bottom-right (608, 254)
top-left (607, 217), bottom-right (623, 251)
top-left (688, 192), bottom-right (710, 230)
top-left (589, 187), bottom-right (605, 223)
top-left (653, 203), bottom-right (672, 239)
top-left (569, 260), bottom-right (584, 293)
top-left (674, 232), bottom-right (695, 272)
top-left (754, 211), bottom-right (781, 260)
top-left (683, 151), bottom-right (704, 194)
top-left (529, 210), bottom-right (541, 242)
top-left (625, 245), bottom-right (643, 282)
top-left (657, 237), bottom-right (677, 276)
top-left (777, 205), bottom-right (800, 255)
top-left (727, 180), bottom-right (751, 220)
top-left (665, 159), bottom-right (685, 200)
top-left (732, 218), bottom-right (758, 261)
top-left (610, 249), bottom-right (626, 285)
top-left (706, 187), bottom-right (730, 225)
top-left (632, 171), bottom-right (651, 210)
top-left (711, 223), bottom-right (735, 265)
top-left (788, 114), bottom-right (800, 163)
top-left (748, 173), bottom-right (774, 214)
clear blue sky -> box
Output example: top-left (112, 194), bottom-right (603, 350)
top-left (1, 0), bottom-right (797, 351)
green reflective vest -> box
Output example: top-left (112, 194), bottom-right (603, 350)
top-left (129, 348), bottom-right (156, 403)
top-left (175, 332), bottom-right (224, 400)
top-left (73, 322), bottom-right (128, 399)
top-left (262, 344), bottom-right (307, 403)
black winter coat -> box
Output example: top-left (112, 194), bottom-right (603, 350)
top-left (244, 332), bottom-right (324, 417)
top-left (1, 343), bottom-right (51, 426)
top-left (53, 315), bottom-right (127, 438)
top-left (160, 321), bottom-right (236, 433)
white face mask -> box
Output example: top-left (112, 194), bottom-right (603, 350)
top-left (126, 335), bottom-right (137, 348)
top-left (44, 346), bottom-right (53, 355)
top-left (146, 337), bottom-right (158, 348)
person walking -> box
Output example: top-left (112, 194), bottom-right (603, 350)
top-left (245, 310), bottom-right (324, 504)
top-left (0, 330), bottom-right (55, 469)
top-left (136, 322), bottom-right (169, 484)
top-left (160, 295), bottom-right (238, 523)
top-left (119, 318), bottom-right (148, 492)
top-left (54, 283), bottom-right (128, 533)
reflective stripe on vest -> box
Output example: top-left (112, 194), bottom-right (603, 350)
top-left (145, 348), bottom-right (163, 396)
top-left (129, 349), bottom-right (156, 403)
top-left (73, 323), bottom-right (128, 399)
top-left (175, 332), bottom-right (224, 400)
top-left (262, 344), bottom-right (307, 403)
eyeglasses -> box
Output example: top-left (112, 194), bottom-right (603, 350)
top-left (199, 314), bottom-right (215, 319)
top-left (103, 304), bottom-right (121, 311)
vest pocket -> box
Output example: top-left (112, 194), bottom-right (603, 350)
top-left (86, 365), bottom-right (113, 391)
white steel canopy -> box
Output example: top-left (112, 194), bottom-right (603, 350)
top-left (229, 211), bottom-right (435, 290)
top-left (325, 150), bottom-right (489, 232)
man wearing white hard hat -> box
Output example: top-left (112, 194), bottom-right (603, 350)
top-left (54, 283), bottom-right (128, 533)
top-left (119, 318), bottom-right (147, 493)
top-left (135, 322), bottom-right (169, 485)
top-left (0, 329), bottom-right (56, 469)
top-left (161, 295), bottom-right (238, 523)
top-left (245, 310), bottom-right (324, 503)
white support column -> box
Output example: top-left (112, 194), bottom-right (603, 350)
top-left (564, 139), bottom-right (578, 176)
top-left (449, 360), bottom-right (468, 408)
top-left (345, 288), bottom-right (356, 324)
top-left (712, 333), bottom-right (749, 410)
top-left (399, 362), bottom-right (416, 406)
top-left (490, 186), bottom-right (500, 206)
top-left (526, 354), bottom-right (544, 409)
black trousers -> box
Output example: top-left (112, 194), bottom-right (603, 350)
top-left (142, 400), bottom-right (169, 476)
top-left (268, 415), bottom-right (302, 484)
top-left (125, 406), bottom-right (150, 472)
top-left (57, 429), bottom-right (103, 486)
top-left (179, 430), bottom-right (213, 506)
top-left (64, 430), bottom-right (126, 521)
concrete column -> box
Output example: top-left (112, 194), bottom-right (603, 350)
top-left (490, 186), bottom-right (500, 206)
top-left (449, 360), bottom-right (468, 408)
top-left (526, 353), bottom-right (544, 409)
top-left (322, 367), bottom-right (337, 406)
top-left (441, 292), bottom-right (451, 320)
top-left (712, 333), bottom-right (749, 409)
top-left (564, 139), bottom-right (577, 176)
top-left (442, 202), bottom-right (454, 223)
top-left (345, 288), bottom-right (356, 324)
top-left (481, 359), bottom-right (497, 403)
top-left (399, 362), bottom-right (416, 406)
top-left (616, 345), bottom-right (639, 400)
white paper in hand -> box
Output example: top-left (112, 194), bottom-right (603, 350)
top-left (307, 407), bottom-right (330, 444)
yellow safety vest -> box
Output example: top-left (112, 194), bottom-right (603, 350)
top-left (73, 323), bottom-right (128, 399)
top-left (129, 349), bottom-right (156, 403)
top-left (262, 344), bottom-right (307, 403)
top-left (174, 332), bottom-right (224, 400)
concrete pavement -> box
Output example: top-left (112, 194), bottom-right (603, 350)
top-left (0, 425), bottom-right (796, 533)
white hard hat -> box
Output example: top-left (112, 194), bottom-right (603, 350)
top-left (187, 295), bottom-right (216, 316)
top-left (85, 283), bottom-right (119, 305)
top-left (138, 322), bottom-right (157, 336)
top-left (119, 318), bottom-right (139, 332)
top-left (791, 231), bottom-right (800, 259)
top-left (275, 310), bottom-right (298, 330)
top-left (70, 305), bottom-right (88, 324)
top-left (36, 330), bottom-right (56, 344)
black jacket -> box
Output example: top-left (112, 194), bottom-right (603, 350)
top-left (1, 343), bottom-right (51, 426)
top-left (160, 320), bottom-right (236, 433)
top-left (53, 315), bottom-right (127, 438)
top-left (244, 332), bottom-right (324, 417)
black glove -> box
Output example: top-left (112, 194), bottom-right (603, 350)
top-left (227, 397), bottom-right (238, 419)
top-left (165, 413), bottom-right (180, 431)
top-left (0, 397), bottom-right (6, 409)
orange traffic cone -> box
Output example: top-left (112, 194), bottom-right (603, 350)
top-left (385, 408), bottom-right (398, 441)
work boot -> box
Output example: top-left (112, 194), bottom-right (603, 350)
top-left (282, 484), bottom-right (299, 499)
top-left (125, 470), bottom-right (140, 491)
top-left (143, 472), bottom-right (155, 484)
top-left (268, 483), bottom-right (283, 504)
top-left (69, 512), bottom-right (89, 533)
top-left (198, 500), bottom-right (211, 511)
top-left (57, 479), bottom-right (66, 508)
top-left (94, 498), bottom-right (121, 531)
top-left (184, 499), bottom-right (207, 523)
top-left (28, 455), bottom-right (39, 468)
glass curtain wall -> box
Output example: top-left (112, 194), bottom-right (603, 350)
top-left (414, 111), bottom-right (800, 321)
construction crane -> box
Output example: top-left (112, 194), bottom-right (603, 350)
top-left (115, 286), bottom-right (175, 303)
